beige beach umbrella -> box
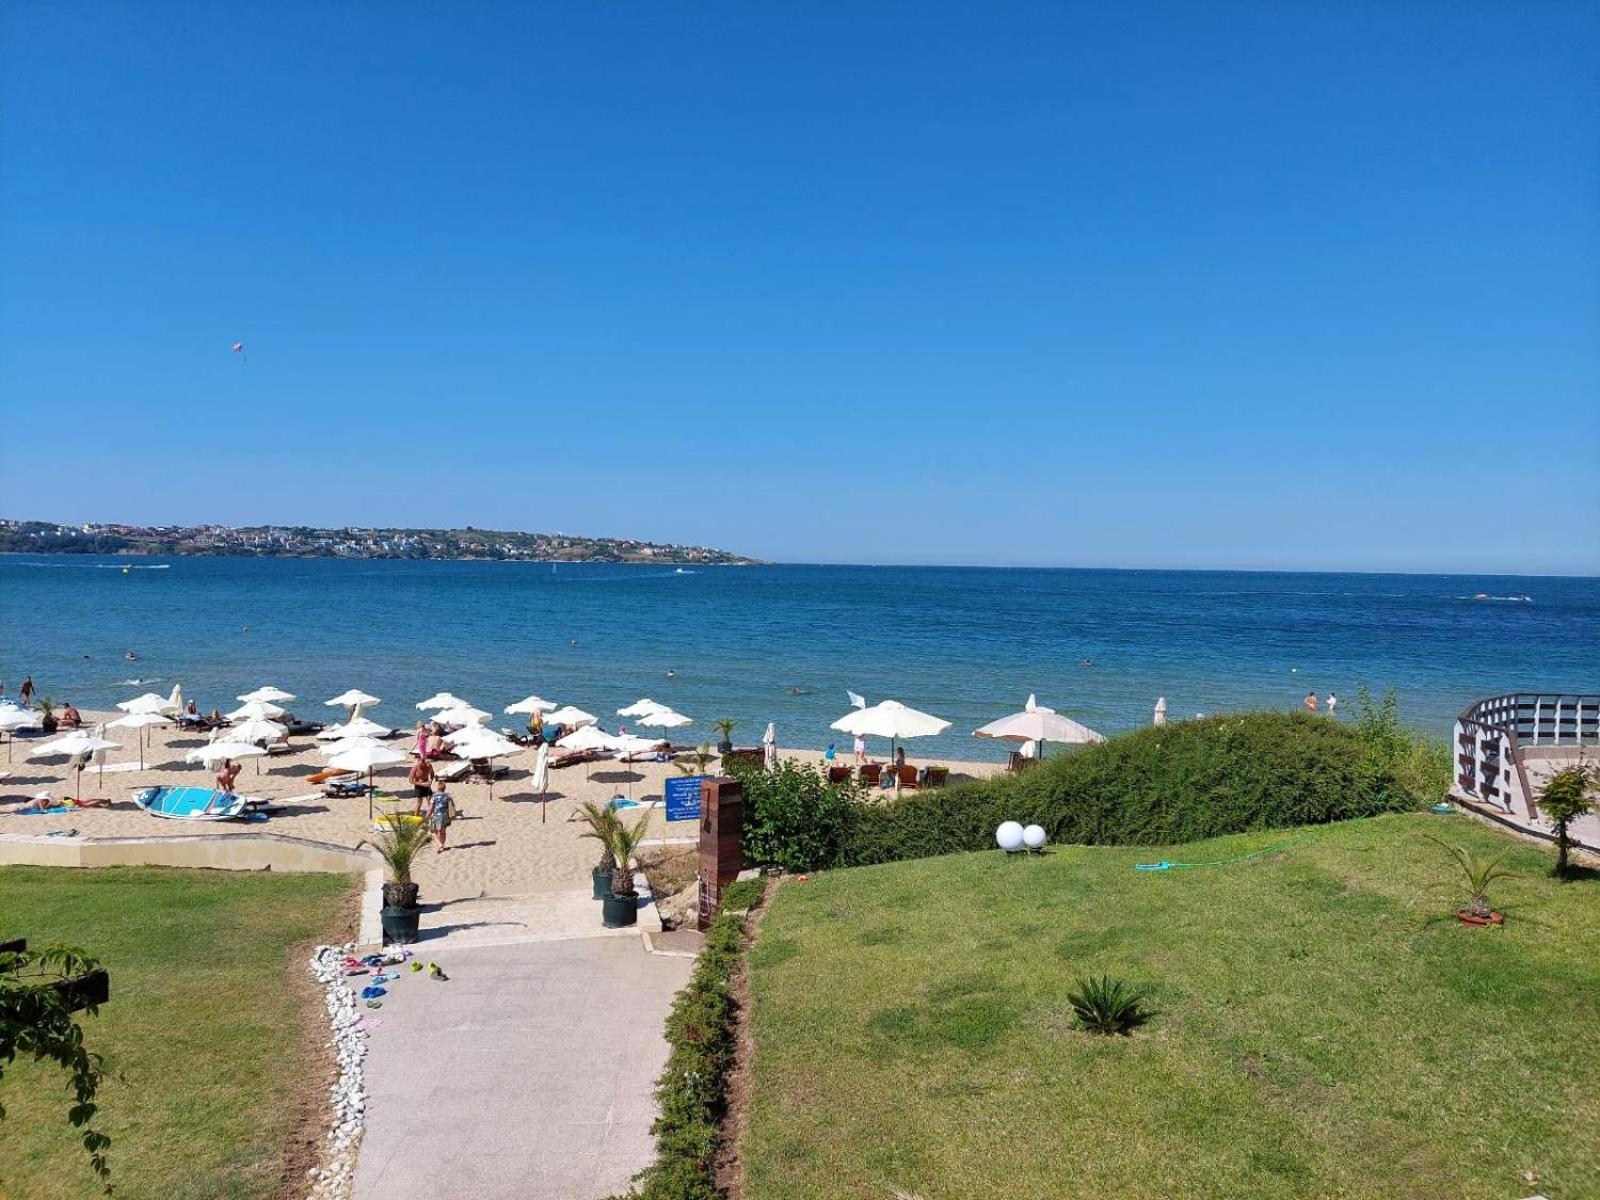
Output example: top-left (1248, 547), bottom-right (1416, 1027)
top-left (317, 715), bottom-right (391, 741)
top-left (636, 708), bottom-right (691, 742)
top-left (974, 696), bottom-right (1104, 759)
top-left (185, 740), bottom-right (267, 789)
top-left (433, 705), bottom-right (491, 729)
top-left (324, 740), bottom-right (408, 819)
top-left (116, 691), bottom-right (168, 715)
top-left (530, 742), bottom-right (552, 821)
top-left (832, 700), bottom-right (951, 768)
top-left (29, 731), bottom-right (120, 793)
top-left (763, 722), bottom-right (778, 771)
top-left (107, 710), bottom-right (172, 769)
top-left (557, 723), bottom-right (621, 781)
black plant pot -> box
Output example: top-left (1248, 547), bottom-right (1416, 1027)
top-left (717, 738), bottom-right (733, 754)
top-left (41, 715), bottom-right (58, 734)
top-left (592, 867), bottom-right (613, 900)
top-left (602, 892), bottom-right (638, 928)
top-left (380, 905), bottom-right (422, 945)
top-left (383, 881), bottom-right (420, 909)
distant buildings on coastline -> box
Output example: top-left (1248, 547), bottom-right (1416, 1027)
top-left (0, 518), bottom-right (760, 565)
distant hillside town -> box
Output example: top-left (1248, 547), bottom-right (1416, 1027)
top-left (0, 518), bottom-right (762, 564)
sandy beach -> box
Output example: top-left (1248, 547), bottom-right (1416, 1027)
top-left (0, 711), bottom-right (1000, 905)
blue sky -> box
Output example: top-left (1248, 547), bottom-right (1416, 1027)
top-left (2, 3), bottom-right (1596, 573)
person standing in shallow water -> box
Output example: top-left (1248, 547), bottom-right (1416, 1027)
top-left (1327, 692), bottom-right (1338, 717)
top-left (19, 676), bottom-right (34, 706)
top-left (1304, 691), bottom-right (1318, 713)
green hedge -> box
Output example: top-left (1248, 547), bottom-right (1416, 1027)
top-left (841, 711), bottom-right (1424, 866)
top-left (614, 903), bottom-right (753, 1200)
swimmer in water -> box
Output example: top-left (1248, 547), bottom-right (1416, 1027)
top-left (666, 669), bottom-right (676, 677)
top-left (125, 651), bottom-right (138, 661)
top-left (1081, 658), bottom-right (1093, 668)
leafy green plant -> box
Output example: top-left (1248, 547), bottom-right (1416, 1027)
top-left (0, 941), bottom-right (112, 1187)
top-left (1354, 686), bottom-right (1452, 807)
top-left (725, 756), bottom-right (863, 873)
top-left (718, 877), bottom-right (768, 912)
top-left (711, 718), bottom-right (737, 750)
top-left (1067, 975), bottom-right (1153, 1036)
top-left (356, 817), bottom-right (433, 885)
top-left (1425, 834), bottom-right (1517, 919)
top-left (33, 696), bottom-right (55, 717)
top-left (576, 801), bottom-right (622, 873)
top-left (610, 814), bottom-right (652, 898)
top-left (1537, 761), bottom-right (1598, 876)
top-left (675, 743), bottom-right (715, 776)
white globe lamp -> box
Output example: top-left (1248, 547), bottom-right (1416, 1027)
top-left (995, 821), bottom-right (1025, 853)
top-left (1023, 824), bottom-right (1047, 850)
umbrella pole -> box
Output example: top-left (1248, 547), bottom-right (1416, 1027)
top-left (368, 768), bottom-right (374, 822)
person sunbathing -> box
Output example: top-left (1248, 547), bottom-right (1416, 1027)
top-left (57, 702), bottom-right (83, 729)
top-left (7, 791), bottom-right (59, 813)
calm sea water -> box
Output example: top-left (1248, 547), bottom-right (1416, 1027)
top-left (2, 557), bottom-right (1596, 761)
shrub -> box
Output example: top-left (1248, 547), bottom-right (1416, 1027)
top-left (613, 910), bottom-right (747, 1200)
top-left (718, 877), bottom-right (768, 912)
top-left (726, 757), bottom-right (863, 874)
top-left (840, 711), bottom-right (1421, 868)
top-left (1066, 975), bottom-right (1154, 1036)
top-left (1536, 762), bottom-right (1597, 876)
top-left (1353, 687), bottom-right (1452, 807)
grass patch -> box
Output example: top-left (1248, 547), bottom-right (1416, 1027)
top-left (0, 866), bottom-right (356, 1200)
top-left (742, 814), bottom-right (1600, 1199)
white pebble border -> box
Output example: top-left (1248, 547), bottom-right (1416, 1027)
top-left (304, 943), bottom-right (369, 1200)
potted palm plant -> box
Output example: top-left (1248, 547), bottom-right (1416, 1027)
top-left (358, 818), bottom-right (432, 944)
top-left (36, 697), bottom-right (57, 734)
top-left (577, 801), bottom-right (622, 900)
top-left (1425, 835), bottom-right (1516, 925)
top-left (712, 718), bottom-right (737, 755)
top-left (602, 814), bottom-right (651, 929)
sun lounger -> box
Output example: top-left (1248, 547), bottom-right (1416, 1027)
top-left (550, 748), bottom-right (604, 769)
top-left (433, 759), bottom-right (473, 781)
top-left (828, 766), bottom-right (853, 784)
top-left (858, 763), bottom-right (882, 784)
top-left (307, 767), bottom-right (358, 785)
top-left (896, 765), bottom-right (919, 789)
top-left (923, 766), bottom-right (949, 788)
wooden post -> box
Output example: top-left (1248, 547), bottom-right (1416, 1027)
top-left (697, 776), bottom-right (745, 931)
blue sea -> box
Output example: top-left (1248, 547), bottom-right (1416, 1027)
top-left (2, 557), bottom-right (1596, 761)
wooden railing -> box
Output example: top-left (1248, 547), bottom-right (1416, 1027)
top-left (1453, 693), bottom-right (1599, 818)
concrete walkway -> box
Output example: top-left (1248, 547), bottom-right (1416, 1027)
top-left (354, 935), bottom-right (692, 1200)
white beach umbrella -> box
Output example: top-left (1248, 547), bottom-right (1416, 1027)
top-left (166, 684), bottom-right (185, 716)
top-left (30, 732), bottom-right (121, 792)
top-left (1154, 697), bottom-right (1168, 727)
top-left (443, 723), bottom-right (497, 746)
top-left (107, 710), bottom-right (172, 769)
top-left (763, 722), bottom-right (777, 771)
top-left (185, 740), bottom-right (267, 767)
top-left (325, 740), bottom-right (408, 817)
top-left (433, 704), bottom-right (490, 728)
top-left (231, 717), bottom-right (289, 745)
top-left (832, 700), bottom-right (951, 744)
top-left (557, 724), bottom-right (622, 751)
top-left (317, 716), bottom-right (391, 741)
top-left (116, 691), bottom-right (168, 715)
top-left (416, 692), bottom-right (468, 711)
top-left (636, 707), bottom-right (691, 731)
top-left (618, 698), bottom-right (667, 718)
top-left (973, 697), bottom-right (1104, 758)
top-left (228, 699), bottom-right (286, 721)
top-left (326, 689), bottom-right (381, 709)
top-left (317, 734), bottom-right (388, 761)
top-left (506, 695), bottom-right (557, 715)
top-left (0, 707), bottom-right (42, 762)
top-left (239, 686), bottom-right (296, 704)
top-left (530, 742), bottom-right (552, 819)
top-left (450, 729), bottom-right (522, 800)
top-left (545, 705), bottom-right (597, 729)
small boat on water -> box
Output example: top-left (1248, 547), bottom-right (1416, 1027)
top-left (134, 785), bottom-right (253, 821)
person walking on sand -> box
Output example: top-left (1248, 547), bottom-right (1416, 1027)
top-left (1326, 692), bottom-right (1338, 717)
top-left (409, 756), bottom-right (435, 815)
top-left (19, 676), bottom-right (34, 706)
top-left (853, 733), bottom-right (866, 766)
top-left (427, 778), bottom-right (454, 852)
top-left (1304, 691), bottom-right (1318, 714)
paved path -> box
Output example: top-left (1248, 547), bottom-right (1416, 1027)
top-left (354, 935), bottom-right (693, 1200)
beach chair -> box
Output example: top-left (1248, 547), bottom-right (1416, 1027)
top-left (858, 763), bottom-right (882, 785)
top-left (923, 766), bottom-right (950, 788)
top-left (828, 766), bottom-right (853, 784)
top-left (896, 765), bottom-right (919, 789)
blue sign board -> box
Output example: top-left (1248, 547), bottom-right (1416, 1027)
top-left (664, 775), bottom-right (704, 822)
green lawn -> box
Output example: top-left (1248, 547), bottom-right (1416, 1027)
top-left (0, 866), bottom-right (356, 1200)
top-left (743, 813), bottom-right (1600, 1200)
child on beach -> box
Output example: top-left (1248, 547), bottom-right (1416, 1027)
top-left (427, 779), bottom-right (454, 851)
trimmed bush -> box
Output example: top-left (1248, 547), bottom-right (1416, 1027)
top-left (725, 757), bottom-right (861, 874)
top-left (717, 877), bottom-right (768, 912)
top-left (841, 711), bottom-right (1424, 868)
top-left (614, 909), bottom-right (747, 1200)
